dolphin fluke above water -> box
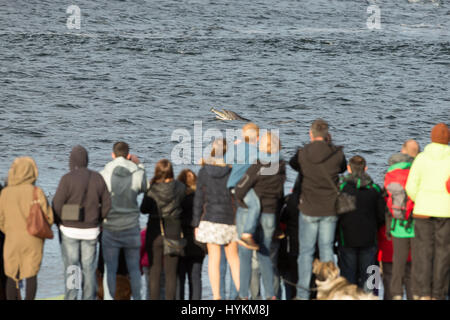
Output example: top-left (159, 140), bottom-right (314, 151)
top-left (210, 107), bottom-right (250, 121)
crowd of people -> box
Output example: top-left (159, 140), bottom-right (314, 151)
top-left (0, 119), bottom-right (448, 300)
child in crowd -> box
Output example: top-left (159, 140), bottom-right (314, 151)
top-left (226, 123), bottom-right (261, 250)
top-left (336, 155), bottom-right (385, 292)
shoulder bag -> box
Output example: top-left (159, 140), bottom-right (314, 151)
top-left (27, 186), bottom-right (54, 239)
top-left (318, 164), bottom-right (357, 215)
top-left (159, 217), bottom-right (187, 256)
top-left (61, 172), bottom-right (91, 222)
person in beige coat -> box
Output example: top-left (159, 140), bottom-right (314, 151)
top-left (0, 157), bottom-right (54, 300)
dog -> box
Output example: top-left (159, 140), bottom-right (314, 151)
top-left (312, 259), bottom-right (378, 300)
top-left (96, 270), bottom-right (132, 300)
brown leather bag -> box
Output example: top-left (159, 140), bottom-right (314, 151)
top-left (27, 186), bottom-right (53, 239)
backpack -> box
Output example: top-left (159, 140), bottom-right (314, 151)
top-left (384, 162), bottom-right (414, 221)
top-left (384, 162), bottom-right (415, 238)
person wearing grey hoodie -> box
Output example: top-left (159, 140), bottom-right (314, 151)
top-left (53, 145), bottom-right (111, 300)
top-left (100, 142), bottom-right (147, 300)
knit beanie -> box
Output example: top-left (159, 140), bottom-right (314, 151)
top-left (430, 123), bottom-right (449, 145)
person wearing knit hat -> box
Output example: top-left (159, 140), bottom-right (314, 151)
top-left (431, 123), bottom-right (450, 145)
top-left (405, 123), bottom-right (450, 300)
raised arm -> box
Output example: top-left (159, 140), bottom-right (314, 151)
top-left (289, 148), bottom-right (301, 172)
top-left (98, 174), bottom-right (112, 220)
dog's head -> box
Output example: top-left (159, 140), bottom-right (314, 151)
top-left (312, 259), bottom-right (340, 282)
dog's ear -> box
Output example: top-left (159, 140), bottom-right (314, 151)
top-left (313, 258), bottom-right (320, 269)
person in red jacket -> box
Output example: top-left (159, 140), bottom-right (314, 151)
top-left (384, 140), bottom-right (419, 300)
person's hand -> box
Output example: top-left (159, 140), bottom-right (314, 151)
top-left (129, 154), bottom-right (140, 164)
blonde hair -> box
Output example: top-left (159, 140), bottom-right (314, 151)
top-left (259, 132), bottom-right (281, 154)
top-left (242, 123), bottom-right (259, 144)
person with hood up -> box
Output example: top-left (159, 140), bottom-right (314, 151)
top-left (52, 145), bottom-right (111, 300)
top-left (0, 157), bottom-right (54, 300)
top-left (405, 123), bottom-right (450, 300)
top-left (100, 141), bottom-right (147, 300)
top-left (289, 119), bottom-right (347, 300)
top-left (140, 159), bottom-right (185, 300)
top-left (192, 138), bottom-right (240, 300)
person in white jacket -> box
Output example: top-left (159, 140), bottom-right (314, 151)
top-left (100, 141), bottom-right (147, 300)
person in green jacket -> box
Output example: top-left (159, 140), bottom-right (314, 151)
top-left (405, 123), bottom-right (450, 300)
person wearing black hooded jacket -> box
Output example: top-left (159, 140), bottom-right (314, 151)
top-left (140, 159), bottom-right (185, 300)
top-left (52, 145), bottom-right (112, 300)
top-left (336, 155), bottom-right (385, 291)
top-left (289, 119), bottom-right (347, 300)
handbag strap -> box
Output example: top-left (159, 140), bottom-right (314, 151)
top-left (159, 216), bottom-right (166, 237)
top-left (33, 186), bottom-right (39, 203)
top-left (80, 171), bottom-right (92, 208)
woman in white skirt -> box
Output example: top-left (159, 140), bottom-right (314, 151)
top-left (192, 138), bottom-right (240, 300)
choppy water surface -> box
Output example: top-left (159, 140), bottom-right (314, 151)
top-left (0, 0), bottom-right (449, 299)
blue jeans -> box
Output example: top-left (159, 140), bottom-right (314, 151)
top-left (102, 226), bottom-right (142, 300)
top-left (250, 240), bottom-right (282, 299)
top-left (61, 233), bottom-right (98, 300)
top-left (240, 189), bottom-right (261, 235)
top-left (220, 246), bottom-right (238, 300)
top-left (296, 212), bottom-right (338, 299)
top-left (337, 245), bottom-right (377, 292)
top-left (237, 211), bottom-right (276, 299)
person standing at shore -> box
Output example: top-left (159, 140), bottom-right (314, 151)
top-left (405, 123), bottom-right (450, 300)
top-left (100, 142), bottom-right (147, 300)
top-left (227, 123), bottom-right (261, 250)
top-left (336, 155), bottom-right (384, 293)
top-left (383, 140), bottom-right (419, 300)
top-left (289, 119), bottom-right (347, 300)
top-left (193, 139), bottom-right (240, 300)
top-left (140, 159), bottom-right (186, 300)
top-left (0, 183), bottom-right (5, 300)
top-left (176, 169), bottom-right (206, 300)
top-left (235, 132), bottom-right (286, 300)
top-left (52, 145), bottom-right (111, 300)
top-left (0, 157), bottom-right (54, 300)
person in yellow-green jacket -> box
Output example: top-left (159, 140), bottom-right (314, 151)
top-left (405, 123), bottom-right (450, 300)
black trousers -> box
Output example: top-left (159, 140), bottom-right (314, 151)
top-left (147, 234), bottom-right (179, 300)
top-left (391, 237), bottom-right (413, 298)
top-left (6, 276), bottom-right (37, 300)
top-left (0, 231), bottom-right (6, 300)
top-left (176, 256), bottom-right (204, 300)
top-left (411, 218), bottom-right (450, 299)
